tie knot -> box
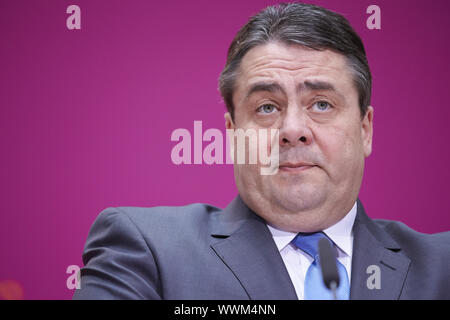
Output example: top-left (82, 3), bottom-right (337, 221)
top-left (292, 232), bottom-right (334, 260)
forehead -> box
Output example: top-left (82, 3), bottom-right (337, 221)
top-left (236, 41), bottom-right (354, 91)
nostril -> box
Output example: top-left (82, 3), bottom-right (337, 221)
top-left (299, 136), bottom-right (307, 142)
top-left (282, 138), bottom-right (289, 144)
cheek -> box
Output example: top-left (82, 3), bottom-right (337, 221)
top-left (317, 124), bottom-right (363, 173)
top-left (234, 163), bottom-right (262, 195)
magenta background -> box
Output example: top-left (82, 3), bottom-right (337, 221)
top-left (0, 0), bottom-right (449, 299)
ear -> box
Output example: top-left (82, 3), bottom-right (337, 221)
top-left (362, 106), bottom-right (374, 157)
top-left (224, 112), bottom-right (234, 130)
top-left (224, 112), bottom-right (236, 163)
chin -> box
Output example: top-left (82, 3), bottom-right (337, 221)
top-left (278, 198), bottom-right (322, 214)
top-left (273, 188), bottom-right (327, 213)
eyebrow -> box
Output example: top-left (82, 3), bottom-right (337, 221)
top-left (245, 80), bottom-right (339, 101)
top-left (245, 82), bottom-right (285, 100)
top-left (300, 80), bottom-right (336, 92)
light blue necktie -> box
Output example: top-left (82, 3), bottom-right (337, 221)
top-left (292, 232), bottom-right (350, 300)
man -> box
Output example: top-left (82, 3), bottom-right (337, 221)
top-left (73, 3), bottom-right (450, 299)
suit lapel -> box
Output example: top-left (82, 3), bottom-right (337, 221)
top-left (350, 200), bottom-right (411, 299)
top-left (210, 196), bottom-right (298, 300)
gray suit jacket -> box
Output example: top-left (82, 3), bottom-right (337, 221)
top-left (73, 196), bottom-right (450, 299)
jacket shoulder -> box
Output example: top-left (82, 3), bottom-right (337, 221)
top-left (94, 202), bottom-right (222, 240)
top-left (75, 202), bottom-right (224, 299)
top-left (372, 218), bottom-right (450, 258)
top-left (118, 202), bottom-right (221, 222)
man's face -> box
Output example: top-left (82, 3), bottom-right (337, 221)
top-left (225, 41), bottom-right (373, 232)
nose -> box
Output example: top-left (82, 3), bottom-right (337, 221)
top-left (279, 107), bottom-right (313, 147)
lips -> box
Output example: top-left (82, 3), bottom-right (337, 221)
top-left (279, 162), bottom-right (316, 172)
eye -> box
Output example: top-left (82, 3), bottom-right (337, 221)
top-left (257, 104), bottom-right (278, 114)
top-left (311, 100), bottom-right (332, 112)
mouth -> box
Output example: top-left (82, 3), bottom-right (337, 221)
top-left (278, 162), bottom-right (317, 173)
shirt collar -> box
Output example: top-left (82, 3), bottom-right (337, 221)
top-left (267, 201), bottom-right (357, 257)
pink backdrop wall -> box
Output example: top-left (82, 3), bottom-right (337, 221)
top-left (0, 0), bottom-right (449, 299)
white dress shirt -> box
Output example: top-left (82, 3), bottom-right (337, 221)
top-left (267, 201), bottom-right (357, 300)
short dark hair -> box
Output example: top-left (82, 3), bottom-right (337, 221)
top-left (219, 2), bottom-right (372, 120)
